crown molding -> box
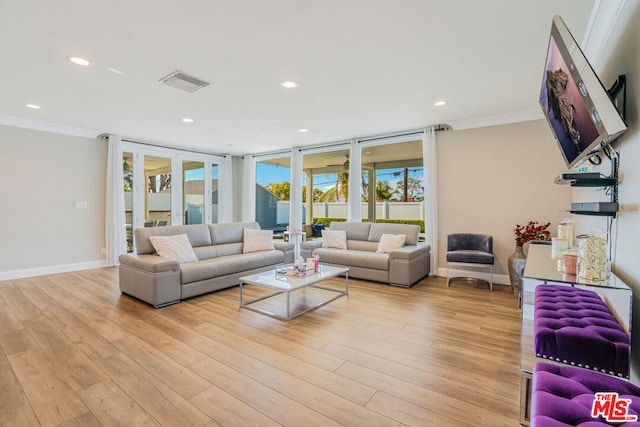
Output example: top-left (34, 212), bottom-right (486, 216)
top-left (581, 0), bottom-right (627, 71)
top-left (0, 114), bottom-right (101, 139)
top-left (448, 109), bottom-right (543, 131)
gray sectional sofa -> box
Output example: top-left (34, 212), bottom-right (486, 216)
top-left (300, 222), bottom-right (430, 287)
top-left (118, 222), bottom-right (294, 307)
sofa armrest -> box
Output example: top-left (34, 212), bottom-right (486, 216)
top-left (274, 241), bottom-right (295, 264)
top-left (389, 244), bottom-right (431, 260)
top-left (119, 253), bottom-right (180, 273)
top-left (300, 240), bottom-right (323, 259)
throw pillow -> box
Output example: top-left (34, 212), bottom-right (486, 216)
top-left (243, 228), bottom-right (275, 253)
top-left (376, 233), bottom-right (406, 253)
top-left (311, 223), bottom-right (325, 237)
top-left (149, 234), bottom-right (198, 263)
top-left (321, 230), bottom-right (347, 249)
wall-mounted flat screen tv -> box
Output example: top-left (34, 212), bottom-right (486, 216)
top-left (539, 15), bottom-right (627, 169)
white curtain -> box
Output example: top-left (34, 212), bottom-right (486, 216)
top-left (289, 148), bottom-right (303, 231)
top-left (422, 127), bottom-right (438, 274)
top-left (242, 155), bottom-right (256, 222)
top-left (218, 155), bottom-right (233, 223)
top-left (105, 134), bottom-right (126, 266)
top-left (347, 139), bottom-right (362, 222)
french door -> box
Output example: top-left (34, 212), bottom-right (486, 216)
top-left (122, 142), bottom-right (222, 252)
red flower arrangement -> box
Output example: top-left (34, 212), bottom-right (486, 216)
top-left (514, 221), bottom-right (551, 247)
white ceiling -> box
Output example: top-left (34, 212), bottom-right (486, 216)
top-left (0, 0), bottom-right (597, 156)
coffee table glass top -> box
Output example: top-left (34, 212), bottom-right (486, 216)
top-left (240, 264), bottom-right (349, 291)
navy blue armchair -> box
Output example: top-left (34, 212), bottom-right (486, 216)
top-left (446, 233), bottom-right (495, 291)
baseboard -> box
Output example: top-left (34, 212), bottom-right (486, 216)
top-left (0, 260), bottom-right (109, 281)
top-left (436, 267), bottom-right (510, 286)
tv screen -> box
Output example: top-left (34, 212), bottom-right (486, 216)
top-left (539, 16), bottom-right (627, 169)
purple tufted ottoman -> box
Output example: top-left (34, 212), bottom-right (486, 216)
top-left (531, 363), bottom-right (640, 426)
top-left (534, 285), bottom-right (630, 378)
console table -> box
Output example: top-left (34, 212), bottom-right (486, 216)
top-left (518, 243), bottom-right (632, 425)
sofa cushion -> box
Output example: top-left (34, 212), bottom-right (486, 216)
top-left (534, 285), bottom-right (630, 378)
top-left (210, 222), bottom-right (260, 245)
top-left (369, 223), bottom-right (420, 245)
top-left (180, 250), bottom-right (284, 284)
top-left (446, 249), bottom-right (494, 264)
top-left (329, 222), bottom-right (371, 241)
top-left (314, 248), bottom-right (389, 270)
top-left (148, 234), bottom-right (198, 263)
top-left (531, 363), bottom-right (640, 426)
top-left (377, 234), bottom-right (406, 253)
top-left (135, 224), bottom-right (211, 255)
top-left (322, 230), bottom-right (347, 249)
top-left (192, 243), bottom-right (243, 260)
top-left (243, 229), bottom-right (274, 253)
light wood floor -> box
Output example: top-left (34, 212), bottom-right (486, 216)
top-left (0, 269), bottom-right (523, 427)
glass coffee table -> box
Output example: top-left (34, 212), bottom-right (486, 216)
top-left (239, 264), bottom-right (349, 320)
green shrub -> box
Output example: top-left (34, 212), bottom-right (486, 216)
top-left (312, 217), bottom-right (424, 232)
top-left (375, 218), bottom-right (425, 233)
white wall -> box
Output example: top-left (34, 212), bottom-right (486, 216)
top-left (0, 125), bottom-right (107, 277)
top-left (569, 0), bottom-right (640, 382)
top-left (437, 120), bottom-right (573, 278)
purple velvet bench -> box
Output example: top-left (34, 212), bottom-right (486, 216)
top-left (531, 363), bottom-right (640, 426)
top-left (534, 285), bottom-right (630, 378)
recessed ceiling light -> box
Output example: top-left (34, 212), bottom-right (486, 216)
top-left (106, 67), bottom-right (123, 75)
top-left (298, 129), bottom-right (308, 133)
top-left (281, 81), bottom-right (298, 88)
top-left (67, 55), bottom-right (90, 66)
top-left (433, 100), bottom-right (447, 107)
top-left (181, 118), bottom-right (194, 123)
top-left (25, 103), bottom-right (41, 110)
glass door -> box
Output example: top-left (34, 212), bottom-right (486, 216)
top-left (182, 160), bottom-right (205, 224)
top-left (123, 152), bottom-right (134, 252)
top-left (144, 155), bottom-right (172, 227)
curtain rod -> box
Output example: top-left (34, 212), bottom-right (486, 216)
top-left (117, 135), bottom-right (228, 158)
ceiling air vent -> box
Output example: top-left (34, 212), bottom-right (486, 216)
top-left (159, 71), bottom-right (210, 93)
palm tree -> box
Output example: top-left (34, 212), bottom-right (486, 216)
top-left (320, 172), bottom-right (349, 202)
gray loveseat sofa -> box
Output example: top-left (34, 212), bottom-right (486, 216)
top-left (300, 222), bottom-right (430, 287)
top-left (118, 222), bottom-right (294, 307)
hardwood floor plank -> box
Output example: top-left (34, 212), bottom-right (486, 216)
top-left (190, 302), bottom-right (346, 371)
top-left (0, 349), bottom-right (41, 427)
top-left (94, 353), bottom-right (211, 426)
top-left (192, 321), bottom-right (374, 405)
top-left (187, 334), bottom-right (398, 426)
top-left (21, 314), bottom-right (108, 392)
top-left (337, 361), bottom-right (517, 425)
top-left (112, 334), bottom-right (212, 399)
top-left (321, 342), bottom-right (519, 417)
top-left (190, 356), bottom-right (351, 427)
top-left (0, 270), bottom-right (524, 426)
top-left (0, 281), bottom-right (42, 321)
top-left (7, 350), bottom-right (90, 427)
top-left (78, 380), bottom-right (162, 426)
top-left (119, 318), bottom-right (208, 367)
top-left (190, 385), bottom-right (282, 427)
top-left (40, 303), bottom-right (121, 361)
top-left (366, 391), bottom-right (467, 427)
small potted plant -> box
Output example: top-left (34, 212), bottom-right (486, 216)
top-left (509, 221), bottom-right (551, 286)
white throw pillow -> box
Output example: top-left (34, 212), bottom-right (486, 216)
top-left (243, 228), bottom-right (274, 253)
top-left (376, 233), bottom-right (406, 253)
top-left (149, 234), bottom-right (198, 263)
top-left (321, 230), bottom-right (347, 249)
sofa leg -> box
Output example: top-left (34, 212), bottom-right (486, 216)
top-left (447, 266), bottom-right (451, 287)
top-left (153, 300), bottom-right (181, 308)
